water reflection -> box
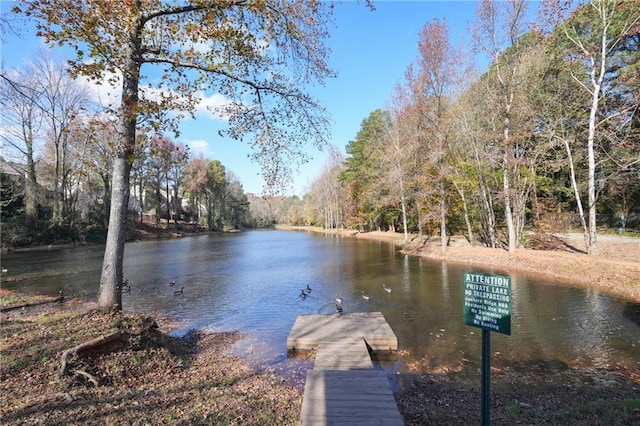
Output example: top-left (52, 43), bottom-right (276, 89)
top-left (1, 230), bottom-right (638, 382)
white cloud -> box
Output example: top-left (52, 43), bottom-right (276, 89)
top-left (78, 70), bottom-right (122, 111)
top-left (80, 70), bottom-right (231, 122)
top-left (191, 41), bottom-right (212, 54)
top-left (194, 92), bottom-right (231, 121)
top-left (185, 138), bottom-right (213, 158)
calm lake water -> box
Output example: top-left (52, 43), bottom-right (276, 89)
top-left (2, 230), bottom-right (639, 386)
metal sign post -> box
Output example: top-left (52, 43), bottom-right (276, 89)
top-left (463, 272), bottom-right (512, 426)
top-left (481, 328), bottom-right (491, 426)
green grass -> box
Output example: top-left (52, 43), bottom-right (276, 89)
top-left (569, 398), bottom-right (640, 423)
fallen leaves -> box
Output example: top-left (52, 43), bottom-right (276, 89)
top-left (1, 307), bottom-right (302, 425)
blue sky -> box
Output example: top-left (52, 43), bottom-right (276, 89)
top-left (180, 1), bottom-right (483, 195)
top-left (1, 1), bottom-right (535, 196)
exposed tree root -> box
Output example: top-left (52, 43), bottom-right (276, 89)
top-left (59, 331), bottom-right (129, 377)
top-left (71, 369), bottom-right (99, 386)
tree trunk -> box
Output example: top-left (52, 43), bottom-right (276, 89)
top-left (53, 138), bottom-right (62, 225)
top-left (155, 184), bottom-right (161, 227)
top-left (563, 137), bottom-right (589, 248)
top-left (24, 133), bottom-right (38, 221)
top-left (165, 178), bottom-right (171, 229)
top-left (503, 161), bottom-right (516, 253)
top-left (139, 179), bottom-right (144, 225)
top-left (452, 179), bottom-right (473, 244)
top-left (439, 174), bottom-right (447, 255)
top-left (415, 200), bottom-right (424, 241)
top-left (399, 177), bottom-right (409, 244)
top-left (97, 30), bottom-right (141, 310)
top-left (586, 41), bottom-right (605, 255)
top-left (173, 185), bottom-right (179, 234)
top-left (98, 155), bottom-right (131, 310)
top-left (474, 148), bottom-right (497, 248)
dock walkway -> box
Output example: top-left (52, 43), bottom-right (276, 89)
top-left (287, 312), bottom-right (404, 426)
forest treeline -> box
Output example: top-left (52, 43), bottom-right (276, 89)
top-left (257, 1), bottom-right (640, 256)
top-left (2, 1), bottom-right (638, 259)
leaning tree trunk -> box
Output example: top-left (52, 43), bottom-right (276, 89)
top-left (563, 138), bottom-right (589, 248)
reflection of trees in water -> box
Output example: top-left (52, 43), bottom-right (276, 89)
top-left (622, 302), bottom-right (640, 327)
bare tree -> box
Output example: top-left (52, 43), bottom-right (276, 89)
top-left (405, 18), bottom-right (465, 253)
top-left (473, 0), bottom-right (535, 252)
top-left (1, 66), bottom-right (43, 220)
top-left (167, 141), bottom-right (189, 234)
top-left (545, 0), bottom-right (640, 254)
top-left (308, 149), bottom-right (345, 230)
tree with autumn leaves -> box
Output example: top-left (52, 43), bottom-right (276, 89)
top-left (306, 0), bottom-right (639, 256)
top-left (13, 0), bottom-right (363, 310)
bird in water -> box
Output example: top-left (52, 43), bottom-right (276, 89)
top-left (335, 303), bottom-right (343, 314)
top-left (361, 291), bottom-right (370, 300)
top-left (335, 294), bottom-right (343, 304)
top-left (300, 290), bottom-right (307, 299)
top-left (58, 289), bottom-right (65, 302)
top-left (174, 286), bottom-right (184, 295)
top-left (122, 279), bottom-right (131, 292)
top-left (169, 280), bottom-right (176, 287)
top-left (383, 284), bottom-right (392, 293)
top-left (1, 268), bottom-right (7, 273)
top-left (305, 284), bottom-right (312, 293)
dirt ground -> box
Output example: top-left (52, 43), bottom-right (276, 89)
top-left (0, 307), bottom-right (303, 425)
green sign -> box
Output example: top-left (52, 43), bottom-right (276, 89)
top-left (463, 272), bottom-right (511, 335)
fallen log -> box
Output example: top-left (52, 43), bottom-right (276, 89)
top-left (59, 331), bottom-right (129, 377)
top-left (1, 296), bottom-right (65, 313)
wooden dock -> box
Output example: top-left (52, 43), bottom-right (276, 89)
top-left (313, 337), bottom-right (373, 370)
top-left (287, 312), bottom-right (398, 352)
top-left (288, 312), bottom-right (403, 425)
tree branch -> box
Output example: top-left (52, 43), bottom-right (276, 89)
top-left (141, 0), bottom-right (249, 26)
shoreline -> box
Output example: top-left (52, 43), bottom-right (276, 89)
top-left (3, 227), bottom-right (639, 425)
top-left (280, 225), bottom-right (640, 301)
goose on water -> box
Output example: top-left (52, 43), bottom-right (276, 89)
top-left (361, 291), bottom-right (370, 300)
top-left (169, 280), bottom-right (176, 287)
top-left (335, 294), bottom-right (343, 304)
top-left (300, 290), bottom-right (307, 299)
top-left (335, 303), bottom-right (343, 314)
top-left (174, 286), bottom-right (184, 295)
top-left (305, 284), bottom-right (312, 293)
top-left (383, 284), bottom-right (392, 293)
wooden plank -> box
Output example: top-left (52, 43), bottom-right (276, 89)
top-left (300, 370), bottom-right (404, 426)
top-left (287, 312), bottom-right (398, 351)
top-left (314, 337), bottom-right (373, 370)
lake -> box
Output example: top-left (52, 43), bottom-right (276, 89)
top-left (2, 229), bottom-right (638, 386)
